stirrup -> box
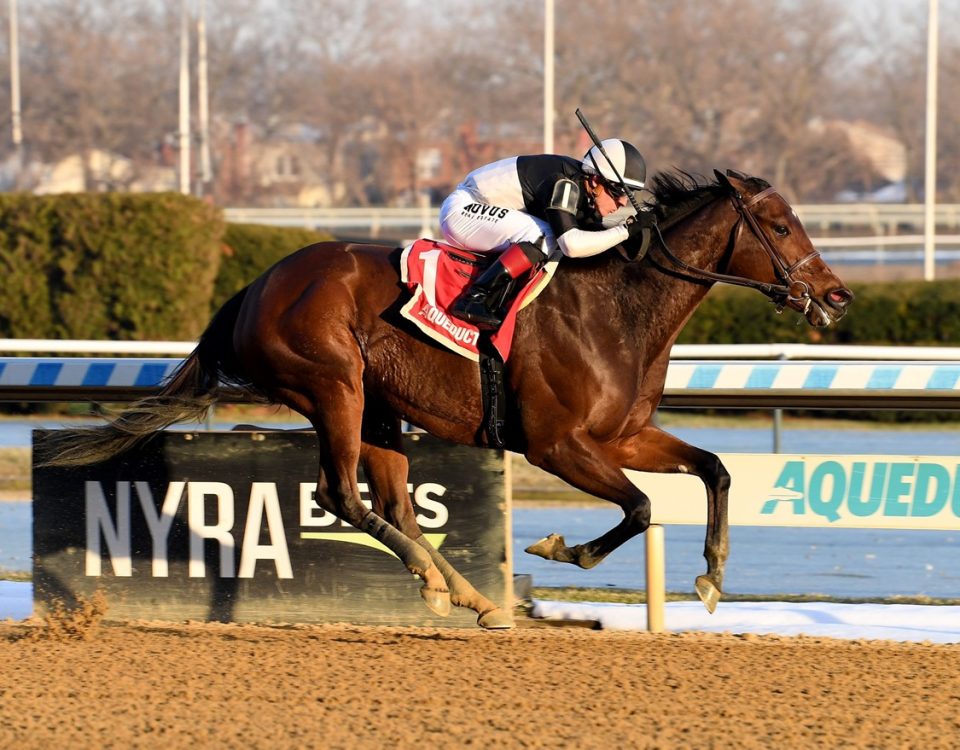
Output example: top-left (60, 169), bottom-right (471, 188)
top-left (452, 298), bottom-right (504, 330)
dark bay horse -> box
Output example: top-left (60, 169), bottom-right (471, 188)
top-left (41, 169), bottom-right (853, 629)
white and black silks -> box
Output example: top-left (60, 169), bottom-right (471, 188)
top-left (546, 176), bottom-right (631, 259)
top-left (439, 153), bottom-right (634, 260)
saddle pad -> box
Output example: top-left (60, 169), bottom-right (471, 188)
top-left (399, 239), bottom-right (556, 362)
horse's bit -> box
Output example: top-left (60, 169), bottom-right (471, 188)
top-left (648, 186), bottom-right (821, 312)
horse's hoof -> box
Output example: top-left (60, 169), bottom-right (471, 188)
top-left (525, 533), bottom-right (568, 561)
top-left (420, 585), bottom-right (451, 617)
top-left (695, 575), bottom-right (721, 614)
top-left (477, 608), bottom-right (513, 630)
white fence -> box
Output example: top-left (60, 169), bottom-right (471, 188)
top-left (223, 204), bottom-right (960, 246)
top-left (0, 342), bottom-right (957, 409)
top-left (4, 340), bottom-right (959, 360)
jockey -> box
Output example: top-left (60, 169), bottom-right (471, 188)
top-left (440, 138), bottom-right (656, 330)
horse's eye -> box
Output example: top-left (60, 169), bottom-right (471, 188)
top-left (773, 224), bottom-right (789, 237)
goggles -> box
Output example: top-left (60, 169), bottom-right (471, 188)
top-left (603, 180), bottom-right (629, 199)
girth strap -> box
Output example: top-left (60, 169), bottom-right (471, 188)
top-left (479, 351), bottom-right (506, 449)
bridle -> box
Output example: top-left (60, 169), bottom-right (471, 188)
top-left (646, 185), bottom-right (821, 313)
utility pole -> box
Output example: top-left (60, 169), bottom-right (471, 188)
top-left (923, 0), bottom-right (939, 281)
top-left (178, 0), bottom-right (191, 195)
top-left (197, 0), bottom-right (212, 197)
top-left (9, 0), bottom-right (22, 180)
top-left (543, 0), bottom-right (554, 154)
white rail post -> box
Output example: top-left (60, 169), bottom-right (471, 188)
top-left (543, 0), bottom-right (554, 154)
top-left (645, 524), bottom-right (666, 633)
top-left (418, 191), bottom-right (432, 239)
top-left (178, 0), bottom-right (191, 195)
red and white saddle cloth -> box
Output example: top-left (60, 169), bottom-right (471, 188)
top-left (399, 239), bottom-right (557, 362)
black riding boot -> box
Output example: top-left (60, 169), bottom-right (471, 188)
top-left (451, 242), bottom-right (540, 331)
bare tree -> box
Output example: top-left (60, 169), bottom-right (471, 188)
top-left (933, 0), bottom-right (960, 200)
top-left (809, 0), bottom-right (960, 203)
top-left (844, 3), bottom-right (928, 201)
top-left (0, 0), bottom-right (955, 205)
top-left (12, 0), bottom-right (179, 164)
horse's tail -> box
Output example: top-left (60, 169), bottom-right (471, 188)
top-left (37, 287), bottom-right (263, 467)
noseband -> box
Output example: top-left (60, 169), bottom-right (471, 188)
top-left (648, 186), bottom-right (820, 312)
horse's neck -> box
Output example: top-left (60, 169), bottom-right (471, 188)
top-left (628, 263), bottom-right (713, 356)
top-left (592, 201), bottom-right (733, 360)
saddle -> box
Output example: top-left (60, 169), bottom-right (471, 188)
top-left (399, 239), bottom-right (556, 362)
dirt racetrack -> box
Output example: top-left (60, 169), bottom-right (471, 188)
top-left (1, 617), bottom-right (959, 749)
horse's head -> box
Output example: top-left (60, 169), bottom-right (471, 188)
top-left (714, 170), bottom-right (854, 326)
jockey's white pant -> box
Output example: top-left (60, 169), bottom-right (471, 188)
top-left (439, 189), bottom-right (553, 256)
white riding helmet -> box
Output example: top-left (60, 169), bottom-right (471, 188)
top-left (581, 138), bottom-right (646, 190)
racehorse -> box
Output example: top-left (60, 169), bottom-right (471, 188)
top-left (40, 169), bottom-right (853, 629)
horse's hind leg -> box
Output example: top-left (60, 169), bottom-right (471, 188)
top-left (360, 410), bottom-right (512, 629)
top-left (296, 381), bottom-right (451, 618)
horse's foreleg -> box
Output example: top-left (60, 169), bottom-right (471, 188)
top-left (524, 431), bottom-right (652, 569)
top-left (356, 511), bottom-right (450, 617)
top-left (360, 425), bottom-right (511, 629)
top-left (415, 538), bottom-right (512, 629)
top-left (619, 426), bottom-right (730, 613)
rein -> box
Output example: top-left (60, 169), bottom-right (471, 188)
top-left (647, 186), bottom-right (820, 312)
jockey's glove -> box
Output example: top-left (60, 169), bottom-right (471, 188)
top-left (625, 210), bottom-right (657, 239)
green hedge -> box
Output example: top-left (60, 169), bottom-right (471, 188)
top-left (0, 192), bottom-right (223, 340)
top-left (213, 224), bottom-right (335, 310)
top-left (678, 279), bottom-right (960, 346)
top-left (1, 191), bottom-right (955, 350)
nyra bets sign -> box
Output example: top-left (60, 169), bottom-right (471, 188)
top-left (33, 430), bottom-right (510, 626)
top-left (628, 454), bottom-right (960, 531)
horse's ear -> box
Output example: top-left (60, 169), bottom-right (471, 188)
top-left (713, 169), bottom-right (739, 194)
top-left (715, 168), bottom-right (744, 197)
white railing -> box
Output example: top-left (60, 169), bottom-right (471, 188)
top-left (0, 339), bottom-right (196, 355)
top-left (2, 345), bottom-right (957, 412)
top-left (671, 344), bottom-right (960, 361)
top-left (223, 204), bottom-right (960, 242)
top-left (815, 234), bottom-right (960, 248)
top-left (4, 339), bottom-right (958, 362)
top-left (796, 203), bottom-right (960, 232)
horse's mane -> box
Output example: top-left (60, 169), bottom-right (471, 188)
top-left (646, 170), bottom-right (771, 228)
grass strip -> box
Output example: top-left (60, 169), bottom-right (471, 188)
top-left (0, 448), bottom-right (30, 492)
top-left (0, 569), bottom-right (30, 582)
